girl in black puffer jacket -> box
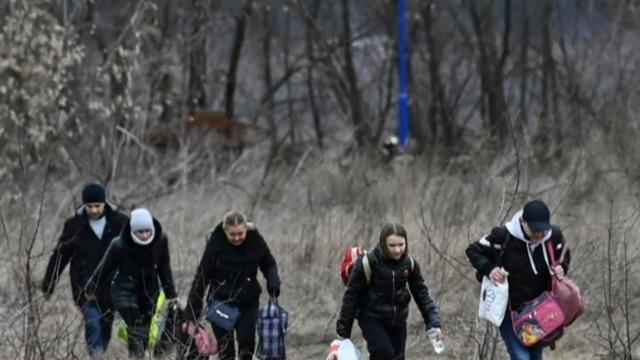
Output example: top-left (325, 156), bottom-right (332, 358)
top-left (185, 211), bottom-right (280, 360)
top-left (86, 208), bottom-right (177, 359)
top-left (336, 223), bottom-right (443, 360)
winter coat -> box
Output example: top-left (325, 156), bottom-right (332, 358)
top-left (85, 218), bottom-right (177, 311)
top-left (466, 210), bottom-right (571, 309)
top-left (185, 223), bottom-right (280, 320)
top-left (41, 203), bottom-right (128, 308)
top-left (336, 246), bottom-right (442, 339)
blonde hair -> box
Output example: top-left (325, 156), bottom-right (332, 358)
top-left (222, 211), bottom-right (247, 229)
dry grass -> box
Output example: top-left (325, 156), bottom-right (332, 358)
top-left (1, 131), bottom-right (639, 359)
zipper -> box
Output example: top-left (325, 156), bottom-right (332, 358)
top-left (392, 269), bottom-right (396, 326)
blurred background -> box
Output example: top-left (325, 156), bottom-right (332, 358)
top-left (1, 0), bottom-right (639, 358)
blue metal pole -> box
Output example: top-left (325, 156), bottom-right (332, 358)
top-left (397, 0), bottom-right (410, 147)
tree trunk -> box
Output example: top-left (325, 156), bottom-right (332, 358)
top-left (284, 8), bottom-right (296, 146)
top-left (422, 0), bottom-right (454, 147)
top-left (518, 1), bottom-right (530, 126)
top-left (306, 0), bottom-right (324, 148)
top-left (467, 0), bottom-right (509, 147)
top-left (146, 0), bottom-right (174, 123)
top-left (224, 0), bottom-right (252, 119)
top-left (187, 0), bottom-right (208, 115)
top-left (341, 0), bottom-right (369, 146)
top-left (261, 4), bottom-right (277, 144)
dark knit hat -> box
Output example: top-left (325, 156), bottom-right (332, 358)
top-left (82, 183), bottom-right (106, 204)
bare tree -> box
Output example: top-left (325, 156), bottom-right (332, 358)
top-left (147, 0), bottom-right (176, 124)
top-left (465, 0), bottom-right (511, 147)
top-left (186, 0), bottom-right (209, 115)
top-left (304, 0), bottom-right (325, 148)
top-left (261, 3), bottom-right (278, 144)
top-left (224, 0), bottom-right (253, 119)
top-left (421, 0), bottom-right (455, 147)
top-left (340, 0), bottom-right (369, 146)
top-left (539, 0), bottom-right (561, 145)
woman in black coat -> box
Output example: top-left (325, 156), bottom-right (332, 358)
top-left (336, 222), bottom-right (443, 360)
top-left (185, 211), bottom-right (280, 360)
top-left (86, 208), bottom-right (177, 358)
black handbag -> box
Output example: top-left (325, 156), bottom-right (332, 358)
top-left (207, 300), bottom-right (240, 331)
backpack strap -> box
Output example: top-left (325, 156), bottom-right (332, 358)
top-left (362, 253), bottom-right (372, 284)
top-left (497, 232), bottom-right (512, 266)
top-left (362, 253), bottom-right (413, 284)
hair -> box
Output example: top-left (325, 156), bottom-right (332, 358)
top-left (378, 222), bottom-right (408, 257)
top-left (222, 211), bottom-right (247, 229)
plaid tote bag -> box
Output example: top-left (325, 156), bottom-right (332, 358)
top-left (257, 297), bottom-right (289, 359)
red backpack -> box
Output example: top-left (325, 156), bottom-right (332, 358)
top-left (340, 247), bottom-right (371, 286)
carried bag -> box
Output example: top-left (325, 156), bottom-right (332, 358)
top-left (256, 297), bottom-right (289, 359)
top-left (181, 321), bottom-right (218, 356)
top-left (117, 290), bottom-right (168, 350)
top-left (511, 290), bottom-right (565, 347)
top-left (546, 241), bottom-right (585, 326)
top-left (478, 276), bottom-right (509, 326)
top-left (207, 300), bottom-right (241, 331)
top-left (325, 339), bottom-right (362, 360)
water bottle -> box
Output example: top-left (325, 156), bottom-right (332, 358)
top-left (427, 328), bottom-right (445, 354)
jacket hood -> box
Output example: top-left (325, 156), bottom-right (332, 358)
top-left (505, 210), bottom-right (552, 275)
top-left (121, 218), bottom-right (163, 247)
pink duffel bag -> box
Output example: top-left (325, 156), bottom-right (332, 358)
top-left (546, 241), bottom-right (585, 326)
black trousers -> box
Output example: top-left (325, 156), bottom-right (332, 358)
top-left (358, 315), bottom-right (407, 360)
top-left (118, 301), bottom-right (153, 358)
top-left (210, 300), bottom-right (259, 360)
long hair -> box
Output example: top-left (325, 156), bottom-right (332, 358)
top-left (378, 222), bottom-right (408, 258)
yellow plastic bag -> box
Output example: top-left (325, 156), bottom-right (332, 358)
top-left (117, 291), bottom-right (167, 350)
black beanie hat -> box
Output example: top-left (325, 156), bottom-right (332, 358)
top-left (82, 183), bottom-right (106, 204)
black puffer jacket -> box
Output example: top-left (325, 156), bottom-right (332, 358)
top-left (466, 215), bottom-right (571, 309)
top-left (336, 246), bottom-right (442, 338)
top-left (42, 203), bottom-right (128, 308)
top-left (85, 218), bottom-right (177, 310)
top-left (186, 223), bottom-right (280, 320)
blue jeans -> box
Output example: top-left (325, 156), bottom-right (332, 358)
top-left (82, 304), bottom-right (114, 357)
top-left (500, 312), bottom-right (543, 360)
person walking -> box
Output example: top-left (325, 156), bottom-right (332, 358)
top-left (336, 222), bottom-right (443, 360)
top-left (41, 183), bottom-right (129, 358)
top-left (185, 211), bottom-right (281, 360)
top-left (86, 208), bottom-right (178, 359)
top-left (466, 200), bottom-right (571, 360)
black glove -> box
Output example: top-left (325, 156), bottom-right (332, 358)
top-left (267, 285), bottom-right (280, 298)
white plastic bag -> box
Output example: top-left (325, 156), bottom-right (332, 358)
top-left (325, 339), bottom-right (362, 360)
top-left (478, 276), bottom-right (509, 326)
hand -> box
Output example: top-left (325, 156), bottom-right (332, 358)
top-left (268, 286), bottom-right (280, 298)
top-left (552, 265), bottom-right (565, 280)
top-left (182, 321), bottom-right (198, 336)
top-left (166, 297), bottom-right (179, 310)
top-left (489, 267), bottom-right (509, 284)
top-left (431, 327), bottom-right (443, 341)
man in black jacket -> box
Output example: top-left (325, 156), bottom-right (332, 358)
top-left (466, 200), bottom-right (571, 360)
top-left (41, 183), bottom-right (128, 358)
